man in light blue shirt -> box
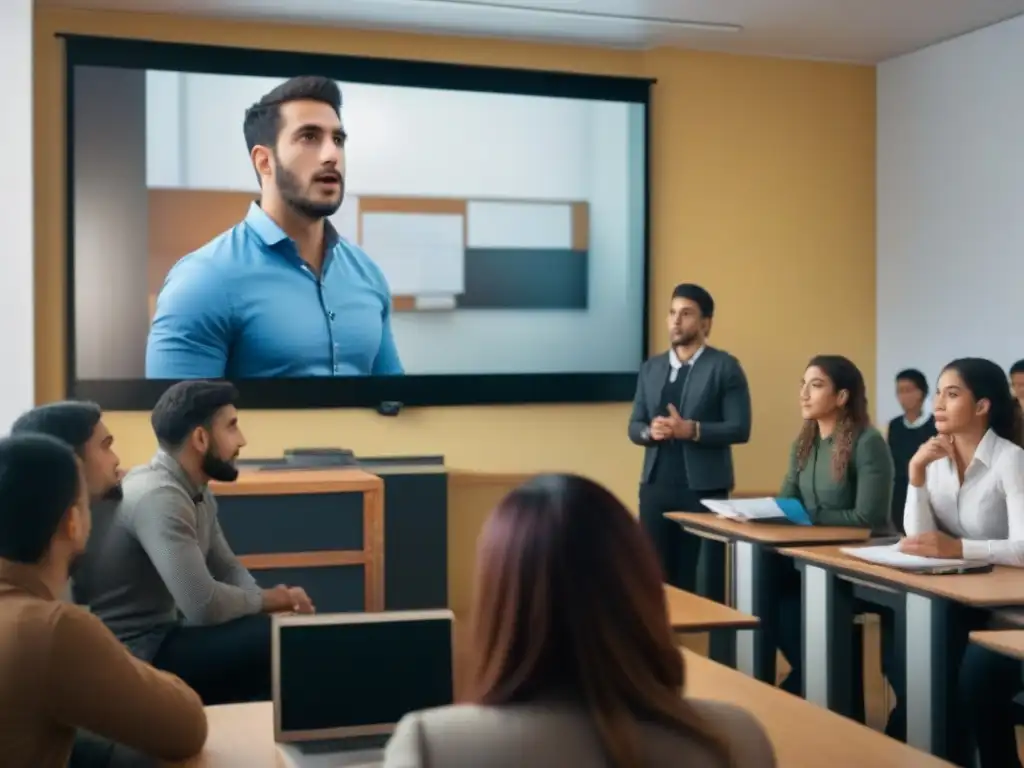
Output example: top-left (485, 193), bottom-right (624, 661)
top-left (146, 76), bottom-right (403, 379)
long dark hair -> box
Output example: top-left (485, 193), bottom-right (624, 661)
top-left (796, 355), bottom-right (871, 480)
top-left (942, 358), bottom-right (1024, 447)
top-left (467, 474), bottom-right (733, 767)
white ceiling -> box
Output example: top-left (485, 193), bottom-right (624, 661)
top-left (36, 0), bottom-right (1024, 63)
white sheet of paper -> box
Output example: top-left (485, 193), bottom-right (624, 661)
top-left (360, 212), bottom-right (465, 296)
top-left (840, 543), bottom-right (977, 570)
top-left (701, 497), bottom-right (784, 521)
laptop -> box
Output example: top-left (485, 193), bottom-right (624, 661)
top-left (272, 609), bottom-right (455, 762)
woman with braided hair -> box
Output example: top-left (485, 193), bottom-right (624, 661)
top-left (774, 355), bottom-right (894, 697)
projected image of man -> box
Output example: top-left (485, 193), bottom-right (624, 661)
top-left (145, 76), bottom-right (404, 379)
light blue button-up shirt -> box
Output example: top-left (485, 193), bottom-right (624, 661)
top-left (145, 203), bottom-right (403, 378)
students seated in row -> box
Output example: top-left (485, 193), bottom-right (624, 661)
top-left (775, 355), bottom-right (894, 695)
top-left (894, 357), bottom-right (1024, 766)
top-left (17, 382), bottom-right (315, 707)
top-left (384, 474), bottom-right (776, 768)
top-left (886, 368), bottom-right (936, 533)
top-left (0, 434), bottom-right (207, 767)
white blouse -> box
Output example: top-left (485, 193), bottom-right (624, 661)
top-left (904, 429), bottom-right (1024, 566)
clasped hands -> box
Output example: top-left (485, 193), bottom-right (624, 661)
top-left (650, 404), bottom-right (697, 441)
top-left (267, 583), bottom-right (316, 615)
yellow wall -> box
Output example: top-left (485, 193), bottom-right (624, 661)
top-left (33, 9), bottom-right (876, 516)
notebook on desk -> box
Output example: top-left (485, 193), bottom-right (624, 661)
top-left (701, 497), bottom-right (812, 526)
top-left (840, 543), bottom-right (992, 574)
top-left (272, 609), bottom-right (455, 760)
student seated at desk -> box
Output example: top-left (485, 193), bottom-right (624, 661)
top-left (775, 355), bottom-right (894, 696)
top-left (0, 434), bottom-right (207, 768)
top-left (384, 474), bottom-right (776, 768)
top-left (72, 381), bottom-right (315, 707)
top-left (895, 357), bottom-right (1024, 766)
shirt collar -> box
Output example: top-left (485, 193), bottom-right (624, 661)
top-left (243, 201), bottom-right (341, 250)
top-left (0, 560), bottom-right (57, 601)
top-left (902, 411), bottom-right (932, 429)
top-left (972, 428), bottom-right (999, 468)
top-left (669, 344), bottom-right (706, 370)
top-left (153, 450), bottom-right (206, 504)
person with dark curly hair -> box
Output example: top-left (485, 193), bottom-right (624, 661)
top-left (773, 355), bottom-right (894, 697)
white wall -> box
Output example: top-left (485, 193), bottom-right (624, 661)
top-left (876, 15), bottom-right (1024, 423)
top-left (146, 74), bottom-right (645, 375)
top-left (0, 0), bottom-right (34, 429)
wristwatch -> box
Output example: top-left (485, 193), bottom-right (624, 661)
top-left (641, 426), bottom-right (651, 442)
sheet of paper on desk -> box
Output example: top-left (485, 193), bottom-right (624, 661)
top-left (701, 497), bottom-right (810, 525)
top-left (840, 543), bottom-right (978, 570)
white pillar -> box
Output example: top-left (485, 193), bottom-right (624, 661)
top-left (0, 0), bottom-right (34, 431)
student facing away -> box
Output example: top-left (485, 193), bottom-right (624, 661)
top-left (774, 355), bottom-right (894, 697)
top-left (886, 369), bottom-right (937, 533)
top-left (0, 434), bottom-right (207, 767)
top-left (384, 474), bottom-right (776, 768)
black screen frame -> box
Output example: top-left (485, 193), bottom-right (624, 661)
top-left (60, 34), bottom-right (654, 411)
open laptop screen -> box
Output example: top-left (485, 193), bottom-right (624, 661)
top-left (274, 610), bottom-right (455, 741)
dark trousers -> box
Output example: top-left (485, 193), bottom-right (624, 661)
top-left (958, 643), bottom-right (1024, 768)
top-left (638, 482), bottom-right (728, 599)
top-left (152, 614), bottom-right (273, 706)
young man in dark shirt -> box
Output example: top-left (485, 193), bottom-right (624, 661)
top-left (886, 369), bottom-right (936, 533)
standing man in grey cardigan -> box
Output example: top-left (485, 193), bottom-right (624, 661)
top-left (72, 380), bottom-right (315, 705)
top-left (628, 284), bottom-right (751, 600)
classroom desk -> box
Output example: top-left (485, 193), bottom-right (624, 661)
top-left (665, 584), bottom-right (759, 667)
top-left (665, 512), bottom-right (870, 681)
top-left (970, 629), bottom-right (1024, 660)
top-left (782, 544), bottom-right (1024, 759)
top-left (168, 652), bottom-right (952, 768)
top-left (682, 650), bottom-right (953, 767)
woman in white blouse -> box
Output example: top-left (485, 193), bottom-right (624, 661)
top-left (895, 357), bottom-right (1024, 765)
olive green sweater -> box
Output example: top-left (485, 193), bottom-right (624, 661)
top-left (779, 425), bottom-right (894, 531)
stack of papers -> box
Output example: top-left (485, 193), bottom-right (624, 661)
top-left (701, 497), bottom-right (811, 526)
top-left (840, 544), bottom-right (983, 571)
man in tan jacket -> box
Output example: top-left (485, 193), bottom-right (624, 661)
top-left (0, 433), bottom-right (208, 768)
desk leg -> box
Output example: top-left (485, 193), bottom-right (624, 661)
top-left (904, 594), bottom-right (966, 761)
top-left (733, 541), bottom-right (776, 682)
top-left (802, 564), bottom-right (856, 717)
top-left (708, 629), bottom-right (737, 668)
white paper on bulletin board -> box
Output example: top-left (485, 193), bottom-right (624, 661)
top-left (360, 212), bottom-right (465, 296)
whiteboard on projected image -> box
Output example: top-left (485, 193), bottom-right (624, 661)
top-left (360, 212), bottom-right (465, 297)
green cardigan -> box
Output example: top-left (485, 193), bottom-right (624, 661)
top-left (779, 425), bottom-right (894, 531)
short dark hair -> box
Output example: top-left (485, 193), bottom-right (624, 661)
top-left (10, 401), bottom-right (102, 456)
top-left (243, 76), bottom-right (342, 155)
top-left (1010, 360), bottom-right (1024, 377)
top-left (895, 369), bottom-right (928, 396)
top-left (671, 283), bottom-right (715, 318)
top-left (151, 381), bottom-right (240, 450)
top-left (0, 434), bottom-right (81, 564)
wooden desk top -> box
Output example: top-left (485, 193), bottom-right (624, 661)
top-left (683, 650), bottom-right (953, 766)
top-left (781, 545), bottom-right (1024, 608)
top-left (969, 630), bottom-right (1024, 660)
top-left (664, 585), bottom-right (759, 632)
top-left (666, 512), bottom-right (871, 546)
top-left (165, 702), bottom-right (280, 767)
top-left (171, 654), bottom-right (950, 768)
top-left (211, 469), bottom-right (383, 497)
